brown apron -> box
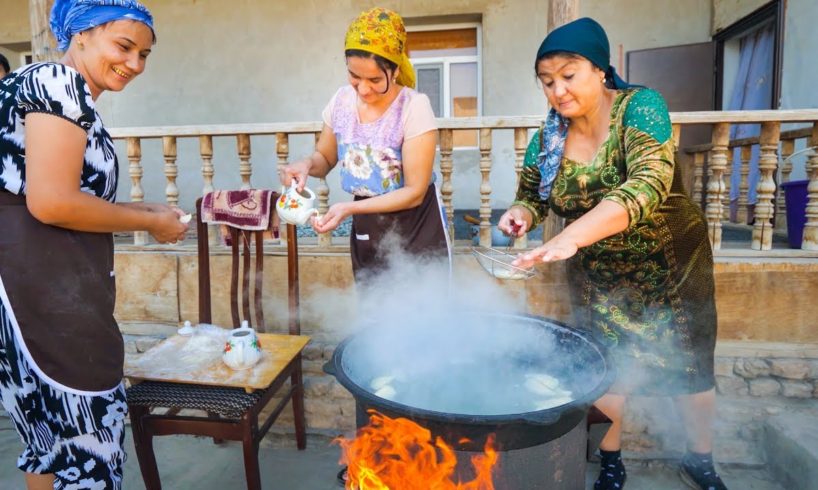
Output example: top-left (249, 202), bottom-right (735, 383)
top-left (350, 183), bottom-right (450, 281)
top-left (0, 191), bottom-right (122, 393)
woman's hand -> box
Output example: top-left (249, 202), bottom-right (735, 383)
top-left (312, 202), bottom-right (353, 234)
top-left (498, 206), bottom-right (532, 237)
top-left (146, 205), bottom-right (189, 244)
top-left (512, 234), bottom-right (579, 268)
top-left (279, 160), bottom-right (313, 192)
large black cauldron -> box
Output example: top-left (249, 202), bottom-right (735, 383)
top-left (325, 313), bottom-right (615, 488)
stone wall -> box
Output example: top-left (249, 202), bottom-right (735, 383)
top-left (620, 342), bottom-right (818, 465)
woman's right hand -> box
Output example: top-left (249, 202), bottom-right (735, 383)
top-left (279, 160), bottom-right (312, 192)
top-left (498, 206), bottom-right (532, 237)
top-left (146, 205), bottom-right (189, 244)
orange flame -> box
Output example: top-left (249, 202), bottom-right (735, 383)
top-left (336, 411), bottom-right (498, 490)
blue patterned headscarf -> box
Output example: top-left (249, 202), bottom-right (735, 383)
top-left (536, 110), bottom-right (569, 200)
top-left (50, 0), bottom-right (155, 51)
top-left (534, 17), bottom-right (636, 200)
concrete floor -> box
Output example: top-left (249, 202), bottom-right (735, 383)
top-left (0, 418), bottom-right (783, 490)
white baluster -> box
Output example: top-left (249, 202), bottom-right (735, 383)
top-left (439, 129), bottom-right (454, 241)
top-left (163, 136), bottom-right (179, 208)
top-left (706, 123), bottom-right (730, 249)
top-left (237, 134), bottom-right (252, 190)
top-left (776, 139), bottom-right (795, 230)
top-left (513, 127), bottom-right (529, 249)
top-left (751, 122), bottom-right (781, 250)
top-left (128, 137), bottom-right (147, 246)
top-left (478, 128), bottom-right (492, 247)
top-left (200, 135), bottom-right (218, 247)
top-left (802, 123), bottom-right (818, 250)
top-left (737, 145), bottom-right (751, 225)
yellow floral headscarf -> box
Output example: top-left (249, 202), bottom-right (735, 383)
top-left (344, 7), bottom-right (416, 89)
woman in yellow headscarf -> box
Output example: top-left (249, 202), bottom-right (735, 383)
top-left (281, 7), bottom-right (450, 281)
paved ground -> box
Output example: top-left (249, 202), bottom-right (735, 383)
top-left (0, 417), bottom-right (783, 490)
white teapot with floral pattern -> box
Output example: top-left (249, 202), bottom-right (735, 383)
top-left (222, 321), bottom-right (262, 370)
top-left (277, 181), bottom-right (319, 226)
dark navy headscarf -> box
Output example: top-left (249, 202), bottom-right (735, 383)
top-left (536, 17), bottom-right (631, 90)
top-left (50, 0), bottom-right (155, 51)
top-left (533, 17), bottom-right (636, 201)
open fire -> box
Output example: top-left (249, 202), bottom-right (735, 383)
top-left (336, 411), bottom-right (498, 490)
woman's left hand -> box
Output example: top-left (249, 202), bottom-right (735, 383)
top-left (312, 202), bottom-right (352, 234)
top-left (512, 235), bottom-right (579, 268)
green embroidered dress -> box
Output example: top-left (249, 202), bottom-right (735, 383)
top-left (514, 88), bottom-right (717, 395)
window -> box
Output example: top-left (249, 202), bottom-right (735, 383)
top-left (408, 24), bottom-right (481, 147)
top-left (714, 1), bottom-right (784, 217)
top-left (714, 1), bottom-right (783, 110)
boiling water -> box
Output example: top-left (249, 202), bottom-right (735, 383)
top-left (342, 314), bottom-right (606, 416)
top-left (365, 361), bottom-right (573, 415)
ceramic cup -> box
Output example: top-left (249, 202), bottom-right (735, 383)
top-left (222, 326), bottom-right (262, 370)
top-left (276, 181), bottom-right (319, 226)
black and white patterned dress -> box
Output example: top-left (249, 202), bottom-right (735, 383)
top-left (0, 62), bottom-right (127, 486)
top-left (0, 62), bottom-right (118, 199)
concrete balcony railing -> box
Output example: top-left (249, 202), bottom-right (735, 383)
top-left (109, 109), bottom-right (818, 253)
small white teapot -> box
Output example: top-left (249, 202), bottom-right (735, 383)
top-left (276, 181), bottom-right (319, 225)
top-left (222, 321), bottom-right (263, 370)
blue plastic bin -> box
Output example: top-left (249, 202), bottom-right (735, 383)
top-left (781, 179), bottom-right (809, 249)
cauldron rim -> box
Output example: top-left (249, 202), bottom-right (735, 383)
top-left (326, 312), bottom-right (616, 427)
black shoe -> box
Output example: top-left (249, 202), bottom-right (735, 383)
top-left (336, 466), bottom-right (348, 487)
top-left (679, 452), bottom-right (727, 490)
top-left (594, 449), bottom-right (627, 490)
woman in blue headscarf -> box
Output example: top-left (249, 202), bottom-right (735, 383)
top-left (498, 18), bottom-right (726, 490)
top-left (0, 1), bottom-right (187, 488)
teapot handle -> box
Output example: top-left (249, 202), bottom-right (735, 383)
top-left (235, 337), bottom-right (245, 365)
top-left (280, 180), bottom-right (297, 194)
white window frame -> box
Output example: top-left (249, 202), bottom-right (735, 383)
top-left (407, 22), bottom-right (483, 119)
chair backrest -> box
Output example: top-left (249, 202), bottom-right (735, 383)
top-left (195, 196), bottom-right (300, 335)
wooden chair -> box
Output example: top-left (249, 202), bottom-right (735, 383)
top-left (126, 196), bottom-right (307, 490)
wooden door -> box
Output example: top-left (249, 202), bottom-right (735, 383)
top-left (627, 42), bottom-right (715, 195)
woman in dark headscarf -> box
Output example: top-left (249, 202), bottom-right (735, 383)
top-left (0, 1), bottom-right (187, 488)
top-left (498, 18), bottom-right (726, 490)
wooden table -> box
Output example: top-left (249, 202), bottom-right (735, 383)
top-left (125, 332), bottom-right (310, 393)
